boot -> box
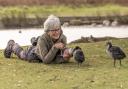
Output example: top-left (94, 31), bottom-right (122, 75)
top-left (4, 40), bottom-right (15, 58)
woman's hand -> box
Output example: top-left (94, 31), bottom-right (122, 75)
top-left (54, 42), bottom-right (65, 49)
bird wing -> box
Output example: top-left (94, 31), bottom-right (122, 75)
top-left (74, 50), bottom-right (85, 62)
top-left (110, 46), bottom-right (126, 58)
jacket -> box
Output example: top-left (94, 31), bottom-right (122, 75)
top-left (35, 32), bottom-right (67, 64)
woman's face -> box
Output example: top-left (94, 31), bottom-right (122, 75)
top-left (48, 29), bottom-right (61, 40)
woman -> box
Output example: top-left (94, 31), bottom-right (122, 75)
top-left (4, 15), bottom-right (73, 64)
top-left (35, 15), bottom-right (72, 64)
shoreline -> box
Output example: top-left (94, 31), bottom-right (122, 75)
top-left (69, 36), bottom-right (128, 44)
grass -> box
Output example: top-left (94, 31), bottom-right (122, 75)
top-left (0, 4), bottom-right (128, 18)
top-left (0, 38), bottom-right (128, 89)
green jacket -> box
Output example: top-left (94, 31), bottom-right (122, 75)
top-left (35, 32), bottom-right (67, 64)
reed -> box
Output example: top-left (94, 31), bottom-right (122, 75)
top-left (0, 0), bottom-right (128, 6)
top-left (0, 4), bottom-right (128, 17)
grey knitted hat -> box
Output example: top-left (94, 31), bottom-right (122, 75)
top-left (44, 15), bottom-right (61, 32)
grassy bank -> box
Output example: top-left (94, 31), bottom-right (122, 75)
top-left (0, 4), bottom-right (128, 17)
top-left (0, 38), bottom-right (128, 89)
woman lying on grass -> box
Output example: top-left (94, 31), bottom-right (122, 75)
top-left (4, 15), bottom-right (85, 64)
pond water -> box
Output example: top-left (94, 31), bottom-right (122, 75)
top-left (0, 26), bottom-right (128, 49)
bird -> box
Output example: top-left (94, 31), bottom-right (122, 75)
top-left (18, 30), bottom-right (22, 33)
top-left (106, 41), bottom-right (126, 67)
top-left (73, 46), bottom-right (85, 66)
top-left (30, 37), bottom-right (37, 46)
top-left (30, 36), bottom-right (40, 46)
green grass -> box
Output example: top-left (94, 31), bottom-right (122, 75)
top-left (0, 4), bottom-right (128, 17)
top-left (0, 38), bottom-right (128, 89)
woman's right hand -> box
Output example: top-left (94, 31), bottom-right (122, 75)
top-left (54, 42), bottom-right (65, 49)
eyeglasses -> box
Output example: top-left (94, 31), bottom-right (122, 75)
top-left (51, 29), bottom-right (60, 31)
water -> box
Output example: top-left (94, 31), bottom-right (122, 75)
top-left (0, 26), bottom-right (128, 49)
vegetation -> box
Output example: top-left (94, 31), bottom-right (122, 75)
top-left (0, 0), bottom-right (128, 28)
top-left (0, 0), bottom-right (128, 6)
top-left (0, 4), bottom-right (127, 28)
top-left (0, 4), bottom-right (128, 17)
top-left (0, 38), bottom-right (128, 89)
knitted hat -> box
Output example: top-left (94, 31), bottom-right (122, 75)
top-left (44, 15), bottom-right (61, 32)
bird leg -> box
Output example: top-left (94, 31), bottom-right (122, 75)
top-left (114, 59), bottom-right (116, 67)
top-left (78, 63), bottom-right (81, 67)
top-left (119, 60), bottom-right (122, 66)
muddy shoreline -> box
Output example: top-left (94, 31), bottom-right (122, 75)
top-left (69, 36), bottom-right (128, 44)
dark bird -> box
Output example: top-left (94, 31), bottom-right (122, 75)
top-left (31, 37), bottom-right (37, 46)
top-left (106, 42), bottom-right (126, 67)
top-left (30, 36), bottom-right (40, 46)
top-left (73, 46), bottom-right (85, 66)
top-left (18, 30), bottom-right (22, 33)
